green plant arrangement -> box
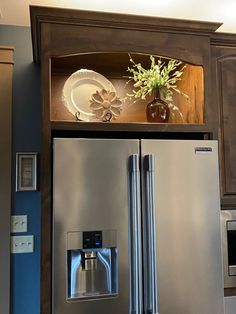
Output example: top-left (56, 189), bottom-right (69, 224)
top-left (127, 54), bottom-right (189, 102)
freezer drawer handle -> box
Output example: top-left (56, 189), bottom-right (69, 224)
top-left (144, 154), bottom-right (158, 314)
top-left (129, 154), bottom-right (142, 314)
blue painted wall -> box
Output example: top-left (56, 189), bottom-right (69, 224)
top-left (0, 25), bottom-right (41, 314)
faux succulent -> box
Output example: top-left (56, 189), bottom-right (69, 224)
top-left (127, 54), bottom-right (189, 102)
top-left (89, 89), bottom-right (122, 122)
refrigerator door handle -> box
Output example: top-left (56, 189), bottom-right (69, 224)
top-left (129, 154), bottom-right (142, 314)
top-left (144, 154), bottom-right (158, 314)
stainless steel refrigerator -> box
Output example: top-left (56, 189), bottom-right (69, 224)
top-left (53, 138), bottom-right (224, 314)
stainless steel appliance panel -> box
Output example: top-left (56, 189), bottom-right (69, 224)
top-left (53, 138), bottom-right (139, 314)
top-left (141, 140), bottom-right (224, 314)
top-left (67, 230), bottom-right (118, 300)
top-left (221, 210), bottom-right (236, 288)
top-left (224, 296), bottom-right (236, 314)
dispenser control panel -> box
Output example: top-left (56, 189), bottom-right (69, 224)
top-left (83, 231), bottom-right (102, 249)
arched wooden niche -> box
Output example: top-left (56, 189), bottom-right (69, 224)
top-left (50, 52), bottom-right (204, 124)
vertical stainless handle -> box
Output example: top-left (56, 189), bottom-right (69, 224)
top-left (144, 154), bottom-right (158, 314)
top-left (129, 154), bottom-right (142, 314)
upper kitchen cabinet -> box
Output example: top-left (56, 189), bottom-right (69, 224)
top-left (30, 5), bottom-right (221, 133)
top-left (211, 34), bottom-right (236, 208)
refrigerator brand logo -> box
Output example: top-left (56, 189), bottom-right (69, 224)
top-left (195, 147), bottom-right (213, 154)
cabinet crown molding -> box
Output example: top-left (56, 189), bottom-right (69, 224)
top-left (211, 33), bottom-right (236, 47)
top-left (30, 5), bottom-right (222, 63)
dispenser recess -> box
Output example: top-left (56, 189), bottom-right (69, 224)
top-left (67, 230), bottom-right (118, 301)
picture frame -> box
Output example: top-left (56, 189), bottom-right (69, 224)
top-left (16, 152), bottom-right (38, 192)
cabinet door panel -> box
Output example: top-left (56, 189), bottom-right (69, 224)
top-left (216, 53), bottom-right (236, 206)
top-left (220, 57), bottom-right (236, 193)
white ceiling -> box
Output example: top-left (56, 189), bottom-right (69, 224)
top-left (1, 0), bottom-right (236, 33)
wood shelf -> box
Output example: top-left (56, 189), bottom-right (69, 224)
top-left (50, 120), bottom-right (210, 133)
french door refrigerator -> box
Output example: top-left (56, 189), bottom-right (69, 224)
top-left (53, 138), bottom-right (224, 314)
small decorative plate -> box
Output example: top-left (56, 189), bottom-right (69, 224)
top-left (63, 69), bottom-right (116, 122)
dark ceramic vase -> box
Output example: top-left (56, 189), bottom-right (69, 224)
top-left (146, 88), bottom-right (170, 123)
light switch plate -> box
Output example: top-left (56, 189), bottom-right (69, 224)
top-left (11, 215), bottom-right (27, 233)
top-left (11, 235), bottom-right (34, 253)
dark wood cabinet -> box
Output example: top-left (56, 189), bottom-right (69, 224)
top-left (30, 5), bottom-right (236, 313)
top-left (211, 34), bottom-right (236, 208)
top-left (30, 5), bottom-right (221, 132)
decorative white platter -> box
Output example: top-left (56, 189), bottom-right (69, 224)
top-left (63, 69), bottom-right (116, 122)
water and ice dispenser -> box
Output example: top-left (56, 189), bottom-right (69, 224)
top-left (67, 230), bottom-right (118, 300)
